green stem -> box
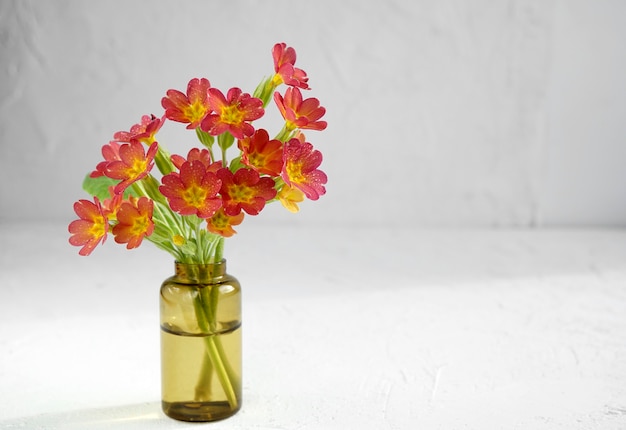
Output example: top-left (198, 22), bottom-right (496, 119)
top-left (274, 124), bottom-right (295, 142)
top-left (204, 285), bottom-right (239, 400)
top-left (213, 336), bottom-right (238, 390)
top-left (195, 219), bottom-right (203, 263)
top-left (194, 349), bottom-right (214, 401)
top-left (203, 335), bottom-right (238, 407)
top-left (221, 146), bottom-right (228, 166)
top-left (214, 237), bottom-right (224, 261)
top-left (192, 283), bottom-right (239, 409)
top-left (195, 127), bottom-right (215, 161)
top-left (155, 145), bottom-right (175, 175)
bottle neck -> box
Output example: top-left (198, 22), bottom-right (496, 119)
top-left (174, 259), bottom-right (227, 284)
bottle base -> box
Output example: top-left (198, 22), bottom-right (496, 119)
top-left (162, 400), bottom-right (240, 422)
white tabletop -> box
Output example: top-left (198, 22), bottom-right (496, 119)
top-left (1, 223), bottom-right (625, 429)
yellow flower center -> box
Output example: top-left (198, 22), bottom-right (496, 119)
top-left (229, 184), bottom-right (254, 203)
top-left (248, 152), bottom-right (267, 168)
top-left (130, 214), bottom-right (150, 236)
top-left (90, 217), bottom-right (107, 238)
top-left (220, 104), bottom-right (244, 125)
top-left (184, 101), bottom-right (208, 124)
top-left (129, 159), bottom-right (148, 178)
top-left (285, 161), bottom-right (305, 184)
top-left (211, 211), bottom-right (229, 229)
top-left (182, 185), bottom-right (208, 207)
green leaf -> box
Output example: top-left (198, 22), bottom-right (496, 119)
top-left (253, 75), bottom-right (269, 99)
top-left (82, 174), bottom-right (138, 201)
top-left (82, 175), bottom-right (118, 201)
top-left (253, 75), bottom-right (276, 107)
top-left (229, 156), bottom-right (245, 172)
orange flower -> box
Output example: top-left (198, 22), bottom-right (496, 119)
top-left (171, 147), bottom-right (213, 170)
top-left (104, 141), bottom-right (158, 194)
top-left (112, 114), bottom-right (164, 145)
top-left (162, 78), bottom-right (211, 129)
top-left (217, 167), bottom-right (277, 216)
top-left (274, 87), bottom-right (326, 131)
top-left (281, 138), bottom-right (327, 200)
top-left (238, 129), bottom-right (283, 176)
top-left (112, 197), bottom-right (155, 249)
top-left (201, 87), bottom-right (264, 139)
top-left (160, 160), bottom-right (222, 218)
top-left (272, 42), bottom-right (309, 90)
top-left (100, 186), bottom-right (123, 219)
top-left (207, 208), bottom-right (245, 237)
top-left (90, 142), bottom-right (122, 178)
top-left (68, 198), bottom-right (109, 256)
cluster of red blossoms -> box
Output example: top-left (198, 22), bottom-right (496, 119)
top-left (69, 43), bottom-right (327, 258)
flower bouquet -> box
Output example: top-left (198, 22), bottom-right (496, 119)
top-left (68, 43), bottom-right (327, 421)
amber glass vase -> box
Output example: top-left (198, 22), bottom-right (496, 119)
top-left (160, 260), bottom-right (242, 422)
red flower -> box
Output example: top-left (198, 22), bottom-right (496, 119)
top-left (112, 197), bottom-right (155, 249)
top-left (274, 87), bottom-right (326, 131)
top-left (200, 87), bottom-right (264, 139)
top-left (68, 198), bottom-right (109, 256)
top-left (100, 186), bottom-right (123, 219)
top-left (90, 141), bottom-right (122, 178)
top-left (281, 138), bottom-right (327, 200)
top-left (206, 208), bottom-right (245, 238)
top-left (160, 160), bottom-right (222, 218)
top-left (238, 129), bottom-right (283, 176)
top-left (217, 167), bottom-right (277, 216)
top-left (272, 43), bottom-right (309, 90)
top-left (162, 78), bottom-right (211, 129)
top-left (112, 114), bottom-right (164, 145)
top-left (171, 147), bottom-right (213, 170)
top-left (104, 141), bottom-right (158, 194)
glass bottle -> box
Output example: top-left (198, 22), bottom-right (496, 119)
top-left (160, 260), bottom-right (242, 422)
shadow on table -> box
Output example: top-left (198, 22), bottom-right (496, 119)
top-left (0, 401), bottom-right (172, 429)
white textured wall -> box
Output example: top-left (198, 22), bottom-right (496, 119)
top-left (541, 0), bottom-right (626, 226)
top-left (1, 0), bottom-right (624, 227)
